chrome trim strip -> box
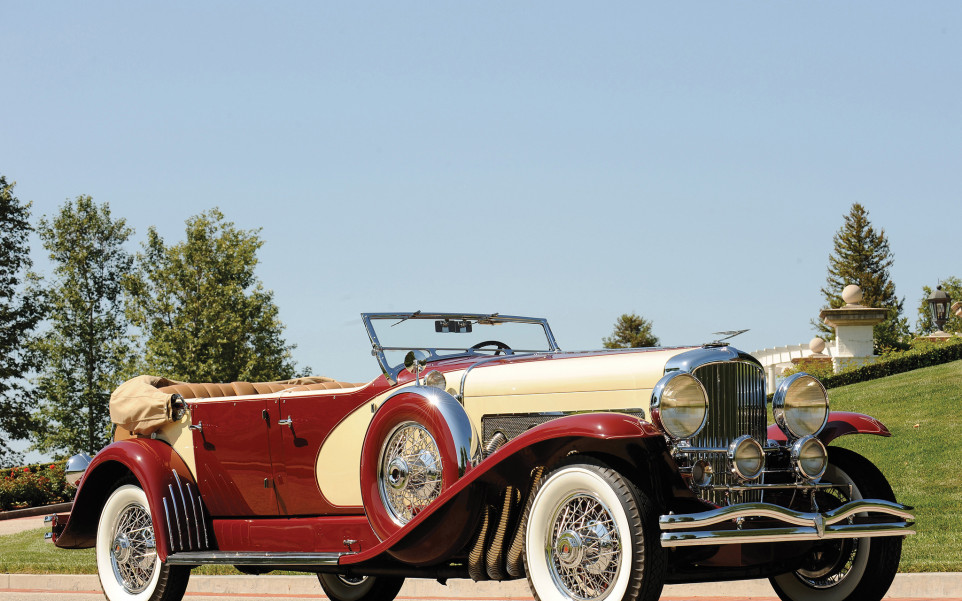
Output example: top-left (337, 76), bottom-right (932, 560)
top-left (459, 355), bottom-right (521, 402)
top-left (661, 523), bottom-right (916, 547)
top-left (173, 471), bottom-right (191, 549)
top-left (165, 551), bottom-right (342, 566)
top-left (197, 495), bottom-right (209, 548)
top-left (660, 499), bottom-right (915, 530)
top-left (168, 484), bottom-right (183, 550)
top-left (185, 483), bottom-right (202, 550)
top-left (163, 498), bottom-right (175, 552)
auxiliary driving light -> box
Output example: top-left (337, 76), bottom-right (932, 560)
top-left (791, 435), bottom-right (828, 481)
top-left (728, 435), bottom-right (765, 481)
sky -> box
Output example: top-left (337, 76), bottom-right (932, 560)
top-left (2, 3), bottom-right (961, 460)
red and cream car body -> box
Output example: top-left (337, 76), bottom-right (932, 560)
top-left (50, 313), bottom-right (914, 601)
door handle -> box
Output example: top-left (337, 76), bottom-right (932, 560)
top-left (277, 416), bottom-right (293, 429)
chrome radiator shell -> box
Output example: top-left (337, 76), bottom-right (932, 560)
top-left (666, 347), bottom-right (768, 504)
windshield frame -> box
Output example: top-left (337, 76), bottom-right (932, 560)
top-left (361, 312), bottom-right (562, 384)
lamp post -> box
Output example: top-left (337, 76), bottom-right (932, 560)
top-left (927, 286), bottom-right (951, 336)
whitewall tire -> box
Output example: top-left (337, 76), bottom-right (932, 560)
top-left (96, 483), bottom-right (189, 601)
top-left (770, 448), bottom-right (903, 601)
top-left (316, 574), bottom-right (404, 601)
top-left (523, 459), bottom-right (665, 601)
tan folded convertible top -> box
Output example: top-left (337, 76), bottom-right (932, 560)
top-left (110, 375), bottom-right (363, 435)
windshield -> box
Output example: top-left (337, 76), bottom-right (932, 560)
top-left (362, 312), bottom-right (560, 382)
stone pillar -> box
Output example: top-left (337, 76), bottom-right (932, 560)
top-left (819, 285), bottom-right (888, 373)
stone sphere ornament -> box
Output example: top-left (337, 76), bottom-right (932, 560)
top-left (841, 284), bottom-right (863, 306)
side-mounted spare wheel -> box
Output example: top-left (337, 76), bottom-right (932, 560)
top-left (360, 386), bottom-right (480, 563)
top-left (96, 482), bottom-right (190, 601)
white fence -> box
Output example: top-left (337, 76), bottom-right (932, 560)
top-left (750, 343), bottom-right (830, 395)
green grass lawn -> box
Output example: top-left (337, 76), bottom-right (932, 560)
top-left (2, 360), bottom-right (959, 574)
top-left (828, 359), bottom-right (962, 572)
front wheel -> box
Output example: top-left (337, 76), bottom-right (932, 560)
top-left (96, 483), bottom-right (190, 601)
top-left (770, 447), bottom-right (903, 601)
top-left (316, 574), bottom-right (404, 601)
top-left (523, 458), bottom-right (665, 601)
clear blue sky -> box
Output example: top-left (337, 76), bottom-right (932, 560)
top-left (2, 2), bottom-right (960, 391)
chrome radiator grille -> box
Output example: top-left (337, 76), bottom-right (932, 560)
top-left (690, 361), bottom-right (767, 504)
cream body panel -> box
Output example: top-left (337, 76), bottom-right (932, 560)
top-left (462, 349), bottom-right (691, 398)
top-left (155, 417), bottom-right (197, 480)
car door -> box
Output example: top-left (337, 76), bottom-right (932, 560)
top-left (190, 397), bottom-right (279, 516)
top-left (269, 388), bottom-right (376, 516)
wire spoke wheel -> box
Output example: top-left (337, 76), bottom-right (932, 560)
top-left (524, 459), bottom-right (665, 601)
top-left (379, 422), bottom-right (442, 524)
top-left (548, 492), bottom-right (621, 600)
top-left (110, 502), bottom-right (158, 593)
top-left (770, 447), bottom-right (903, 601)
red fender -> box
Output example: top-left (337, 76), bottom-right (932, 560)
top-left (347, 411), bottom-right (661, 566)
top-left (53, 438), bottom-right (208, 561)
top-left (767, 411), bottom-right (891, 445)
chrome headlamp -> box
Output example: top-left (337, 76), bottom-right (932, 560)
top-left (791, 435), bottom-right (828, 481)
top-left (728, 435), bottom-right (765, 481)
top-left (773, 373), bottom-right (829, 439)
top-left (651, 372), bottom-right (709, 440)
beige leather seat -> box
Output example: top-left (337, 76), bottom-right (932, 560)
top-left (159, 377), bottom-right (362, 399)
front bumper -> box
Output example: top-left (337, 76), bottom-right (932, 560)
top-left (660, 499), bottom-right (915, 548)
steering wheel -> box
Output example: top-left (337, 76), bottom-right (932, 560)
top-left (468, 340), bottom-right (513, 356)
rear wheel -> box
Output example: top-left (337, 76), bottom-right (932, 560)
top-left (523, 458), bottom-right (665, 601)
top-left (316, 574), bottom-right (404, 601)
top-left (96, 483), bottom-right (190, 601)
top-left (769, 447), bottom-right (903, 601)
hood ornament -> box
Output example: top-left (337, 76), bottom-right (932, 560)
top-left (707, 329), bottom-right (749, 346)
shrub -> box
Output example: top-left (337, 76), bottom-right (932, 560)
top-left (820, 336), bottom-right (962, 389)
top-left (0, 461), bottom-right (75, 511)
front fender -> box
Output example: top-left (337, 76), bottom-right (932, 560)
top-left (345, 411), bottom-right (663, 566)
top-left (53, 438), bottom-right (209, 561)
top-left (767, 411), bottom-right (891, 445)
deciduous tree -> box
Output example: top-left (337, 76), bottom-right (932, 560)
top-left (0, 176), bottom-right (43, 466)
top-left (31, 197), bottom-right (137, 456)
top-left (814, 203), bottom-right (909, 352)
top-left (603, 313), bottom-right (659, 348)
top-left (127, 208), bottom-right (302, 382)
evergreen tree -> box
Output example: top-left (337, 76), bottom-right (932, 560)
top-left (603, 313), bottom-right (659, 348)
top-left (814, 203), bottom-right (909, 352)
top-left (915, 277), bottom-right (962, 335)
top-left (127, 208), bottom-right (302, 382)
top-left (0, 176), bottom-right (43, 466)
top-left (31, 197), bottom-right (137, 456)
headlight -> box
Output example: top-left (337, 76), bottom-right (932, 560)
top-left (791, 435), bottom-right (828, 481)
top-left (728, 435), bottom-right (764, 481)
top-left (773, 373), bottom-right (829, 439)
top-left (651, 372), bottom-right (709, 440)
top-left (424, 370), bottom-right (447, 390)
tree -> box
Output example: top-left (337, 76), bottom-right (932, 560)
top-left (0, 176), bottom-right (43, 466)
top-left (915, 277), bottom-right (962, 335)
top-left (127, 208), bottom-right (302, 383)
top-left (814, 203), bottom-right (909, 353)
top-left (31, 197), bottom-right (137, 456)
top-left (603, 313), bottom-right (659, 348)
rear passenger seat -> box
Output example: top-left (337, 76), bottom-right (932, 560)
top-left (159, 377), bottom-right (363, 399)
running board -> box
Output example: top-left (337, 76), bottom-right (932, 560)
top-left (166, 551), bottom-right (342, 566)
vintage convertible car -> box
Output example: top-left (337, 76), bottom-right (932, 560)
top-left (49, 312), bottom-right (915, 601)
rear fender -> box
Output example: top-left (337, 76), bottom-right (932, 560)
top-left (766, 411), bottom-right (891, 445)
top-left (346, 411), bottom-right (665, 566)
top-left (53, 438), bottom-right (209, 561)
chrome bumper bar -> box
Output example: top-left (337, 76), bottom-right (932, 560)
top-left (660, 500), bottom-right (915, 548)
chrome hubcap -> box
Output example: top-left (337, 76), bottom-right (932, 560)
top-left (109, 503), bottom-right (157, 594)
top-left (546, 493), bottom-right (621, 600)
top-left (379, 422), bottom-right (443, 524)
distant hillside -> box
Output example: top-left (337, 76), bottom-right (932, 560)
top-left (828, 359), bottom-right (962, 572)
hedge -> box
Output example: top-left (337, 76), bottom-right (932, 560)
top-left (0, 461), bottom-right (75, 511)
top-left (820, 337), bottom-right (962, 389)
